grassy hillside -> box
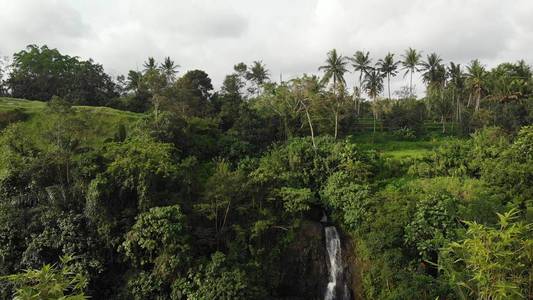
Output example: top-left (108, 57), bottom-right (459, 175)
top-left (0, 97), bottom-right (459, 159)
top-left (0, 97), bottom-right (143, 145)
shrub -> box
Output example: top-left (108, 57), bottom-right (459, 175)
top-left (0, 109), bottom-right (28, 129)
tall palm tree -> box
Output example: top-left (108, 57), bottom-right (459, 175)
top-left (363, 68), bottom-right (384, 103)
top-left (126, 70), bottom-right (143, 93)
top-left (514, 59), bottom-right (532, 79)
top-left (448, 62), bottom-right (465, 122)
top-left (160, 57), bottom-right (180, 85)
top-left (350, 51), bottom-right (372, 96)
top-left (401, 48), bottom-right (422, 96)
top-left (466, 59), bottom-right (486, 111)
top-left (319, 49), bottom-right (348, 92)
top-left (420, 53), bottom-right (446, 88)
top-left (247, 60), bottom-right (270, 95)
top-left (319, 49), bottom-right (348, 139)
top-left (448, 62), bottom-right (465, 89)
top-left (247, 61), bottom-right (270, 84)
top-left (350, 50), bottom-right (372, 115)
top-left (420, 53), bottom-right (446, 119)
top-left (143, 57), bottom-right (157, 73)
top-left (363, 68), bottom-right (384, 134)
top-left (376, 52), bottom-right (400, 99)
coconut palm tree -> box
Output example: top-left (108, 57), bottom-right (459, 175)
top-left (350, 51), bottom-right (372, 95)
top-left (448, 62), bottom-right (465, 122)
top-left (319, 49), bottom-right (348, 90)
top-left (514, 59), bottom-right (532, 79)
top-left (448, 62), bottom-right (465, 89)
top-left (247, 60), bottom-right (270, 95)
top-left (466, 59), bottom-right (486, 111)
top-left (350, 50), bottom-right (372, 115)
top-left (363, 68), bottom-right (384, 103)
top-left (420, 53), bottom-right (446, 120)
top-left (247, 61), bottom-right (270, 84)
top-left (401, 48), bottom-right (422, 96)
top-left (319, 49), bottom-right (348, 139)
top-left (126, 70), bottom-right (143, 93)
top-left (160, 57), bottom-right (180, 85)
top-left (376, 52), bottom-right (400, 99)
top-left (363, 68), bottom-right (384, 134)
top-left (143, 57), bottom-right (157, 73)
top-left (420, 53), bottom-right (446, 88)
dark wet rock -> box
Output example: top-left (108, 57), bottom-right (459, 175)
top-left (341, 234), bottom-right (362, 300)
top-left (277, 220), bottom-right (328, 300)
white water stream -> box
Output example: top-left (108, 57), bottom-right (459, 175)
top-left (324, 226), bottom-right (350, 300)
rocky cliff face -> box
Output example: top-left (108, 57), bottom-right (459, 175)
top-left (277, 220), bottom-right (328, 299)
top-left (275, 220), bottom-right (357, 300)
top-left (341, 233), bottom-right (362, 300)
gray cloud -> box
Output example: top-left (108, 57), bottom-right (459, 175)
top-left (0, 0), bottom-right (89, 54)
top-left (0, 0), bottom-right (532, 97)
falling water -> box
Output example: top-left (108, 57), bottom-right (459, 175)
top-left (324, 226), bottom-right (350, 300)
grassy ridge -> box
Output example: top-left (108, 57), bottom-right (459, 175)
top-left (0, 97), bottom-right (142, 118)
top-left (0, 97), bottom-right (143, 145)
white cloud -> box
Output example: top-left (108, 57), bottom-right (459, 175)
top-left (0, 0), bottom-right (532, 96)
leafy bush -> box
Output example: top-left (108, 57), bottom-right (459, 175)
top-left (382, 99), bottom-right (426, 133)
top-left (1, 255), bottom-right (88, 300)
top-left (441, 209), bottom-right (532, 300)
top-left (172, 252), bottom-right (263, 300)
top-left (0, 109), bottom-right (28, 129)
top-left (321, 171), bottom-right (373, 230)
top-left (392, 127), bottom-right (417, 140)
top-left (404, 192), bottom-right (460, 260)
top-left (122, 205), bottom-right (190, 300)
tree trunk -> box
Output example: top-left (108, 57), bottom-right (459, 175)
top-left (334, 110), bottom-right (338, 139)
top-left (353, 87), bottom-right (358, 117)
top-left (358, 74), bottom-right (363, 115)
top-left (302, 102), bottom-right (316, 149)
top-left (373, 96), bottom-right (377, 135)
top-left (355, 96), bottom-right (359, 117)
top-left (458, 97), bottom-right (462, 123)
top-left (214, 199), bottom-right (219, 249)
top-left (388, 74), bottom-right (391, 99)
top-left (475, 89), bottom-right (480, 111)
top-left (221, 200), bottom-right (231, 239)
top-left (283, 117), bottom-right (291, 140)
top-left (453, 88), bottom-right (458, 123)
top-left (410, 70), bottom-right (413, 95)
top-left (333, 77), bottom-right (338, 139)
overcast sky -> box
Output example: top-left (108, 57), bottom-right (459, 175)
top-left (1, 0), bottom-right (532, 96)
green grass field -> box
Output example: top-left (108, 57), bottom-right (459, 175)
top-left (348, 131), bottom-right (460, 159)
top-left (348, 117), bottom-right (462, 159)
top-left (0, 97), bottom-right (142, 118)
top-left (0, 97), bottom-right (143, 145)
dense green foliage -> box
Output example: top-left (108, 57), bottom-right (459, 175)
top-left (7, 45), bottom-right (117, 105)
top-left (0, 45), bottom-right (532, 299)
top-left (1, 256), bottom-right (88, 300)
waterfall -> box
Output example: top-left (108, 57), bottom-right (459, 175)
top-left (324, 226), bottom-right (350, 300)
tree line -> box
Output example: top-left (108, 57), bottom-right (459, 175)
top-left (0, 45), bottom-right (531, 138)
